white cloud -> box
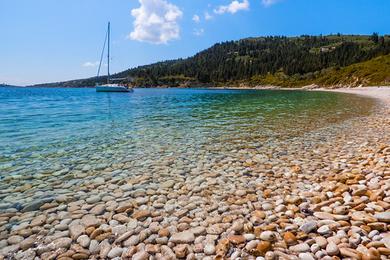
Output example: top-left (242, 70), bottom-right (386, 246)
top-left (193, 28), bottom-right (205, 36)
top-left (204, 11), bottom-right (213, 20)
top-left (82, 61), bottom-right (99, 67)
top-left (129, 0), bottom-right (183, 44)
top-left (82, 62), bottom-right (107, 68)
top-left (214, 0), bottom-right (249, 14)
top-left (261, 0), bottom-right (281, 7)
top-left (192, 14), bottom-right (200, 23)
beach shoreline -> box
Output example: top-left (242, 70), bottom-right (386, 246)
top-left (313, 86), bottom-right (390, 104)
top-left (1, 87), bottom-right (390, 259)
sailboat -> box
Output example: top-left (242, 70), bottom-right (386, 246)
top-left (96, 22), bottom-right (133, 92)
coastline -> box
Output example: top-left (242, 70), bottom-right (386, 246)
top-left (5, 83), bottom-right (390, 93)
top-left (1, 88), bottom-right (390, 259)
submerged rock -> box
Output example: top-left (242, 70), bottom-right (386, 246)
top-left (21, 198), bottom-right (53, 212)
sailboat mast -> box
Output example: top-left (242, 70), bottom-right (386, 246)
top-left (107, 22), bottom-right (110, 84)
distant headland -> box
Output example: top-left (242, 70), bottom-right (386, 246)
top-left (0, 84), bottom-right (19, 88)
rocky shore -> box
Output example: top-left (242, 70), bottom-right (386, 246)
top-left (1, 88), bottom-right (390, 260)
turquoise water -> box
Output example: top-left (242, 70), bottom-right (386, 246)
top-left (0, 87), bottom-right (374, 179)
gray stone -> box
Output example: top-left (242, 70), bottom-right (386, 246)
top-left (94, 177), bottom-right (105, 185)
top-left (317, 225), bottom-right (331, 235)
top-left (0, 239), bottom-right (8, 249)
top-left (7, 235), bottom-right (23, 245)
top-left (260, 231), bottom-right (276, 241)
top-left (232, 221), bottom-right (243, 232)
top-left (161, 245), bottom-right (176, 259)
top-left (127, 219), bottom-right (138, 229)
top-left (204, 243), bottom-right (216, 255)
top-left (77, 235), bottom-right (90, 248)
top-left (20, 237), bottom-right (36, 250)
top-left (89, 240), bottom-right (100, 254)
top-left (170, 231), bottom-right (195, 243)
top-left (0, 244), bottom-right (20, 256)
top-left (99, 240), bottom-right (111, 259)
top-left (14, 249), bottom-right (36, 260)
top-left (161, 180), bottom-right (175, 189)
top-left (132, 251), bottom-right (149, 260)
top-left (300, 221), bottom-right (317, 234)
top-left (315, 236), bottom-right (328, 248)
top-left (81, 214), bottom-right (100, 227)
top-left (262, 203), bottom-right (273, 210)
top-left (124, 235), bottom-right (139, 247)
top-left (325, 242), bottom-right (339, 256)
top-left (22, 198), bottom-right (53, 212)
top-left (120, 184), bottom-right (132, 191)
top-left (86, 195), bottom-right (101, 204)
top-left (30, 215), bottom-right (46, 227)
top-left (52, 237), bottom-right (72, 249)
top-left (299, 252), bottom-right (315, 260)
top-left (69, 224), bottom-right (85, 240)
top-left (90, 204), bottom-right (105, 215)
top-left (383, 236), bottom-right (390, 249)
top-left (191, 226), bottom-right (206, 235)
top-left (107, 247), bottom-right (124, 258)
top-left (82, 165), bottom-right (91, 172)
top-left (374, 212), bottom-right (390, 223)
top-left (290, 243), bottom-right (310, 253)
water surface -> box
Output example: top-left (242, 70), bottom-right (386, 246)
top-left (0, 87), bottom-right (374, 179)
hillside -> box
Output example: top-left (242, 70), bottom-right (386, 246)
top-left (313, 54), bottom-right (390, 87)
top-left (33, 34), bottom-right (390, 88)
top-left (243, 54), bottom-right (390, 88)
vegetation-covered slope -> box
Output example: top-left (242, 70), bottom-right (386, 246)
top-left (242, 54), bottom-right (390, 87)
top-left (313, 54), bottom-right (390, 87)
top-left (33, 34), bottom-right (390, 88)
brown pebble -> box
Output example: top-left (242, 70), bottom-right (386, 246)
top-left (158, 228), bottom-right (170, 237)
top-left (132, 210), bottom-right (151, 220)
top-left (72, 253), bottom-right (89, 259)
top-left (283, 232), bottom-right (297, 246)
top-left (228, 235), bottom-right (246, 245)
top-left (215, 238), bottom-right (230, 256)
top-left (362, 248), bottom-right (381, 260)
top-left (252, 241), bottom-right (272, 257)
top-left (340, 247), bottom-right (361, 259)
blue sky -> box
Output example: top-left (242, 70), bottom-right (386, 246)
top-left (1, 0), bottom-right (389, 85)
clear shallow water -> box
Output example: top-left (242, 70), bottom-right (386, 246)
top-left (0, 87), bottom-right (374, 179)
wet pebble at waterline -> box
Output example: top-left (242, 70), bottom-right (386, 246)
top-left (0, 88), bottom-right (389, 259)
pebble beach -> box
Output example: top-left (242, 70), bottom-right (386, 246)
top-left (1, 87), bottom-right (390, 260)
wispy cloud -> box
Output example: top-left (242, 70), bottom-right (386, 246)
top-left (192, 14), bottom-right (200, 23)
top-left (129, 0), bottom-right (183, 44)
top-left (204, 11), bottom-right (213, 20)
top-left (82, 61), bottom-right (99, 67)
top-left (82, 62), bottom-right (107, 68)
top-left (214, 0), bottom-right (249, 14)
top-left (261, 0), bottom-right (282, 7)
top-left (193, 28), bottom-right (205, 36)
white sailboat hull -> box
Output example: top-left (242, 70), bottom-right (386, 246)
top-left (95, 23), bottom-right (133, 93)
top-left (96, 84), bottom-right (133, 92)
